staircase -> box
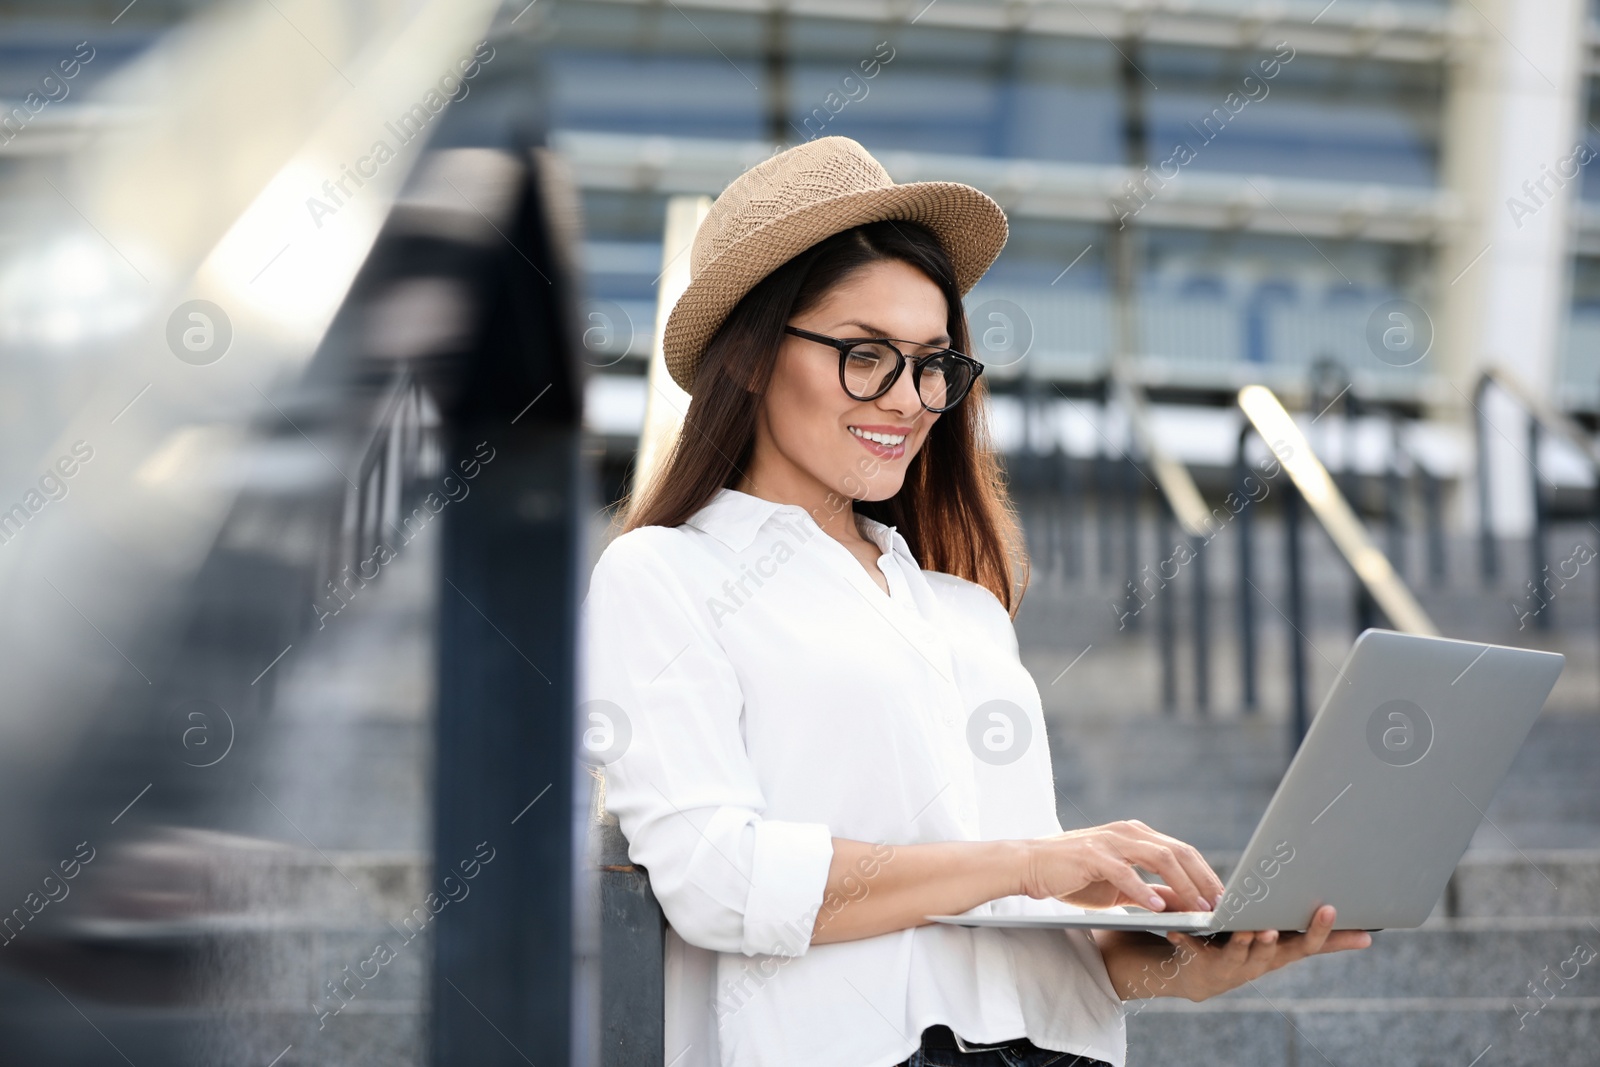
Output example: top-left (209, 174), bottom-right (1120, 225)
top-left (1015, 511), bottom-right (1600, 1066)
top-left (1124, 851), bottom-right (1600, 1067)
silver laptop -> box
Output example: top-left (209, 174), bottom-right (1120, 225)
top-left (928, 629), bottom-right (1563, 933)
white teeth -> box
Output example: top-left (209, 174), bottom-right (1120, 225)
top-left (849, 426), bottom-right (906, 447)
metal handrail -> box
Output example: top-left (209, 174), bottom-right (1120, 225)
top-left (1235, 385), bottom-right (1438, 750)
top-left (1238, 385), bottom-right (1439, 637)
top-left (1111, 369), bottom-right (1212, 538)
top-left (1472, 366), bottom-right (1600, 602)
top-left (1476, 365), bottom-right (1600, 469)
top-left (1114, 374), bottom-right (1441, 733)
top-left (1111, 368), bottom-right (1216, 714)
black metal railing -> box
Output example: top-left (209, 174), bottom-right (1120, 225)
top-left (1012, 371), bottom-right (1445, 751)
top-left (1473, 366), bottom-right (1600, 633)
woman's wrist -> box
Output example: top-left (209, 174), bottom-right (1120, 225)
top-left (1006, 837), bottom-right (1037, 898)
top-left (944, 838), bottom-right (1034, 906)
top-left (1092, 929), bottom-right (1192, 1002)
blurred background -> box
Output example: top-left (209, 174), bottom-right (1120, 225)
top-left (0, 0), bottom-right (1597, 1064)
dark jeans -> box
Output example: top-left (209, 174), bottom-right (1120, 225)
top-left (895, 1025), bottom-right (1112, 1067)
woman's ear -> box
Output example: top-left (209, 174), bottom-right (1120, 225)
top-left (727, 356), bottom-right (760, 394)
top-left (714, 339), bottom-right (766, 395)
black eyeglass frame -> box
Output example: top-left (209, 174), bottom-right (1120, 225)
top-left (783, 325), bottom-right (985, 413)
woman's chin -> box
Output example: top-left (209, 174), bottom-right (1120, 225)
top-left (839, 478), bottom-right (906, 503)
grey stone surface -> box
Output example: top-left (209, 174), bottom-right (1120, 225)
top-left (1451, 852), bottom-right (1600, 917)
top-left (1129, 1001), bottom-right (1600, 1067)
top-left (1287, 1003), bottom-right (1600, 1067)
top-left (315, 929), bottom-right (429, 1005)
top-left (1124, 1008), bottom-right (1290, 1067)
top-left (1236, 921), bottom-right (1600, 1001)
top-left (197, 1005), bottom-right (426, 1067)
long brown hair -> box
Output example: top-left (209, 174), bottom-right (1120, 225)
top-left (616, 220), bottom-right (1030, 616)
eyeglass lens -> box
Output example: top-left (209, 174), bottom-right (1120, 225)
top-left (842, 342), bottom-right (972, 410)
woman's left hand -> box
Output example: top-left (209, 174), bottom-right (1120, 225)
top-left (1164, 904), bottom-right (1373, 1002)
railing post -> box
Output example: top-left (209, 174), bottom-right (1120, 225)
top-left (592, 814), bottom-right (666, 1067)
top-left (1235, 429), bottom-right (1258, 714)
top-left (1422, 465), bottom-right (1447, 587)
top-left (1123, 453), bottom-right (1140, 631)
top-left (1059, 444), bottom-right (1081, 581)
top-left (1283, 476), bottom-right (1309, 753)
top-left (1096, 381), bottom-right (1115, 582)
top-left (433, 148), bottom-right (593, 1067)
top-left (1192, 532), bottom-right (1209, 716)
top-left (1385, 415), bottom-right (1407, 583)
top-left (1475, 373), bottom-right (1499, 585)
top-left (1157, 496), bottom-right (1177, 715)
top-left (1340, 466), bottom-right (1379, 635)
top-left (1530, 418), bottom-right (1551, 630)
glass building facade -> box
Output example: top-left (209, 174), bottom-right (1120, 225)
top-left (520, 0), bottom-right (1600, 421)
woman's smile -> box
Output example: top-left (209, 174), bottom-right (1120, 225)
top-left (847, 423), bottom-right (912, 459)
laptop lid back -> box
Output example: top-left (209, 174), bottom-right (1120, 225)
top-left (1217, 629), bottom-right (1563, 931)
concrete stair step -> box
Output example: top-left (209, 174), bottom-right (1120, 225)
top-left (1122, 873), bottom-right (1600, 1065)
top-left (1448, 853), bottom-right (1600, 918)
top-left (66, 841), bottom-right (1582, 1064)
top-left (1127, 1000), bottom-right (1600, 1067)
top-left (1172, 918), bottom-right (1600, 1001)
top-left (0, 998), bottom-right (425, 1067)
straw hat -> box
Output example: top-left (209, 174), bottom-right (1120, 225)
top-left (662, 136), bottom-right (1008, 395)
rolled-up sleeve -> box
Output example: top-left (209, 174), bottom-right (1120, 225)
top-left (578, 532), bottom-right (835, 957)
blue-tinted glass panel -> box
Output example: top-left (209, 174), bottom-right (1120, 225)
top-left (1580, 78), bottom-right (1600, 200)
top-left (542, 2), bottom-right (769, 140)
top-left (787, 62), bottom-right (998, 156)
top-left (1563, 255), bottom-right (1600, 407)
top-left (784, 26), bottom-right (1121, 163)
top-left (1142, 45), bottom-right (1440, 186)
top-left (547, 51), bottom-right (766, 141)
top-left (982, 218), bottom-right (1108, 290)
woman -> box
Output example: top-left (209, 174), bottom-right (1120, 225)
top-left (579, 136), bottom-right (1369, 1067)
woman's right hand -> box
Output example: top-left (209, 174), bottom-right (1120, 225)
top-left (1017, 820), bottom-right (1224, 913)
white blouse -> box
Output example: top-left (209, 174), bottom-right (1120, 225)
top-left (578, 486), bottom-right (1127, 1067)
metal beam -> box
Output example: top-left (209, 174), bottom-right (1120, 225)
top-left (552, 130), bottom-right (1451, 242)
top-left (582, 0), bottom-right (1458, 65)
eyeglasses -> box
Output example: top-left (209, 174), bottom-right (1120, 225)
top-left (783, 326), bottom-right (984, 413)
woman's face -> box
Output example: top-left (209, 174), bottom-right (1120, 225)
top-left (753, 257), bottom-right (949, 507)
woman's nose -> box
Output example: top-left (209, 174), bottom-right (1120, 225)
top-left (879, 357), bottom-right (927, 416)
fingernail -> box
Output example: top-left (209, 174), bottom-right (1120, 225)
top-left (1147, 893), bottom-right (1164, 909)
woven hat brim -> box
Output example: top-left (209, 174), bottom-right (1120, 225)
top-left (662, 181), bottom-right (1007, 395)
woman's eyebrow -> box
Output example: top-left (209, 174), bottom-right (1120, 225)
top-left (839, 320), bottom-right (951, 346)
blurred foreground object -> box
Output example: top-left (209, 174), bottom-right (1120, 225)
top-left (0, 1), bottom-right (596, 1064)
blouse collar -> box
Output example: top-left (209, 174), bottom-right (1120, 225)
top-left (684, 487), bottom-right (908, 561)
top-left (683, 487), bottom-right (787, 552)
